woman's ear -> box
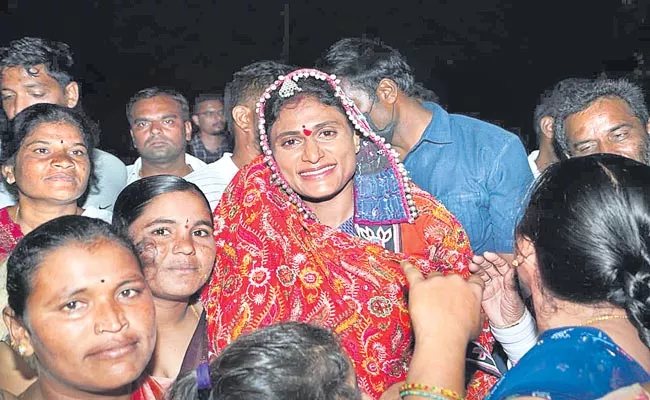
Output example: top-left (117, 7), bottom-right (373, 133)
top-left (353, 134), bottom-right (361, 154)
top-left (3, 306), bottom-right (34, 358)
top-left (2, 164), bottom-right (15, 185)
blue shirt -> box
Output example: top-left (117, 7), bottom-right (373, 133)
top-left (404, 102), bottom-right (533, 254)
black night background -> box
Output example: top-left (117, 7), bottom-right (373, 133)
top-left (1, 0), bottom-right (645, 160)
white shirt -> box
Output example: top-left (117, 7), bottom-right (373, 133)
top-left (82, 205), bottom-right (113, 223)
top-left (0, 149), bottom-right (126, 211)
top-left (527, 150), bottom-right (541, 179)
top-left (184, 153), bottom-right (240, 212)
top-left (125, 153), bottom-right (206, 185)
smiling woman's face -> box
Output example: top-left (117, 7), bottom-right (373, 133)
top-left (269, 96), bottom-right (359, 203)
top-left (6, 121), bottom-right (90, 204)
top-left (14, 239), bottom-right (156, 395)
top-left (127, 190), bottom-right (216, 302)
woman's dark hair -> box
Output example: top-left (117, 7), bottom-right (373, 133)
top-left (263, 76), bottom-right (354, 138)
top-left (6, 215), bottom-right (137, 319)
top-left (3, 103), bottom-right (97, 202)
top-left (112, 175), bottom-right (211, 238)
top-left (517, 153), bottom-right (650, 346)
top-left (167, 322), bottom-right (361, 400)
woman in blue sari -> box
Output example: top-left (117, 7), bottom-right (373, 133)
top-left (483, 154), bottom-right (650, 399)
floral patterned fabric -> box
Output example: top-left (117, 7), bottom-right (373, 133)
top-left (0, 207), bottom-right (23, 262)
top-left (131, 376), bottom-right (166, 400)
top-left (203, 156), bottom-right (498, 399)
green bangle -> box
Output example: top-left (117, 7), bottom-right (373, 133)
top-left (399, 389), bottom-right (451, 399)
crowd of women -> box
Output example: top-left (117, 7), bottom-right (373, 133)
top-left (0, 65), bottom-right (650, 400)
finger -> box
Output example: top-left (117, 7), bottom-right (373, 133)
top-left (477, 259), bottom-right (501, 281)
top-left (468, 276), bottom-right (487, 319)
top-left (483, 251), bottom-right (509, 267)
top-left (474, 270), bottom-right (492, 283)
top-left (469, 273), bottom-right (486, 287)
top-left (485, 252), bottom-right (516, 275)
top-left (503, 266), bottom-right (518, 290)
top-left (425, 271), bottom-right (443, 280)
top-left (469, 262), bottom-right (482, 274)
top-left (400, 261), bottom-right (424, 286)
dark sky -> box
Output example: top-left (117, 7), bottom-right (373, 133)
top-left (0, 0), bottom-right (643, 160)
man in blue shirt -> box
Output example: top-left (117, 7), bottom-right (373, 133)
top-left (318, 38), bottom-right (532, 255)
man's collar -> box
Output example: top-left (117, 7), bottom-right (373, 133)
top-left (420, 101), bottom-right (453, 144)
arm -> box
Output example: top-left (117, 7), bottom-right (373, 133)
top-left (401, 262), bottom-right (485, 398)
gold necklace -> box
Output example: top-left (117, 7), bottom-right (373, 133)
top-left (583, 314), bottom-right (628, 326)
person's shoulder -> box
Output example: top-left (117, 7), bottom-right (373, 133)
top-left (448, 112), bottom-right (518, 141)
top-left (0, 207), bottom-right (14, 226)
top-left (92, 149), bottom-right (126, 169)
top-left (410, 184), bottom-right (462, 226)
top-left (81, 206), bottom-right (113, 223)
top-left (185, 153), bottom-right (207, 170)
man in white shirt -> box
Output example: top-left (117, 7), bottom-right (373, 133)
top-left (125, 87), bottom-right (206, 184)
top-left (0, 37), bottom-right (126, 210)
top-left (186, 61), bottom-right (293, 211)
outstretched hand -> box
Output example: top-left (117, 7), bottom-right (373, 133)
top-left (402, 261), bottom-right (485, 342)
top-left (469, 252), bottom-right (525, 328)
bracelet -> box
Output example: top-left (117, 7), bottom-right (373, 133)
top-left (399, 390), bottom-right (453, 400)
top-left (398, 383), bottom-right (464, 400)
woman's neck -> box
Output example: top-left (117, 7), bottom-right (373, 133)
top-left (13, 199), bottom-right (80, 235)
top-left (535, 299), bottom-right (626, 333)
top-left (149, 296), bottom-right (201, 379)
top-left (304, 179), bottom-right (355, 228)
top-left (535, 298), bottom-right (650, 372)
top-left (153, 296), bottom-right (197, 329)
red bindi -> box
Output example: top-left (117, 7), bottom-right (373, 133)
top-left (302, 125), bottom-right (312, 136)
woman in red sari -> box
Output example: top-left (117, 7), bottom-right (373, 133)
top-left (203, 69), bottom-right (498, 399)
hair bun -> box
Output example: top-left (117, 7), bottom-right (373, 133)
top-left (615, 253), bottom-right (650, 347)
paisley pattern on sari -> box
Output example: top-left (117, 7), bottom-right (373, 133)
top-left (203, 159), bottom-right (498, 399)
top-left (203, 68), bottom-right (498, 399)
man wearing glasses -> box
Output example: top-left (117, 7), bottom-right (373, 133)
top-left (189, 92), bottom-right (232, 163)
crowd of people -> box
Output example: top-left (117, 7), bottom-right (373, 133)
top-left (0, 34), bottom-right (649, 400)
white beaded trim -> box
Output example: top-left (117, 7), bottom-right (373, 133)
top-left (255, 68), bottom-right (418, 223)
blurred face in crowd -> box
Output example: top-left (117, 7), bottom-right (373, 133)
top-left (340, 80), bottom-right (397, 143)
top-left (130, 95), bottom-right (192, 164)
top-left (4, 121), bottom-right (90, 204)
top-left (192, 99), bottom-right (226, 136)
top-left (127, 190), bottom-right (216, 301)
top-left (1, 64), bottom-right (78, 120)
top-left (4, 239), bottom-right (156, 396)
top-left (564, 96), bottom-right (650, 164)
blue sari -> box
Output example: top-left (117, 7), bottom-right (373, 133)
top-left (485, 326), bottom-right (650, 400)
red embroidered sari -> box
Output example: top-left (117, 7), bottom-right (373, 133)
top-left (0, 207), bottom-right (23, 262)
top-left (130, 376), bottom-right (166, 400)
top-left (203, 157), bottom-right (498, 399)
